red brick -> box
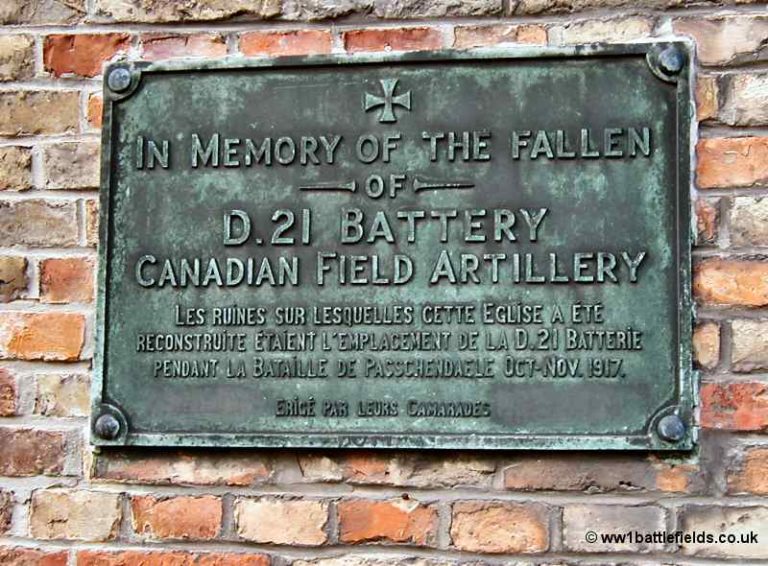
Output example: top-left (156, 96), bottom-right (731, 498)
top-left (43, 33), bottom-right (130, 78)
top-left (300, 452), bottom-right (495, 487)
top-left (728, 447), bottom-right (768, 495)
top-left (694, 260), bottom-right (768, 307)
top-left (338, 453), bottom-right (391, 482)
top-left (180, 555), bottom-right (270, 566)
top-left (455, 25), bottom-right (515, 47)
top-left (0, 312), bottom-right (85, 361)
top-left (337, 498), bottom-right (438, 546)
top-left (517, 25), bottom-right (548, 44)
top-left (655, 464), bottom-right (696, 493)
top-left (40, 257), bottom-right (94, 303)
top-left (451, 501), bottom-right (548, 554)
top-left (77, 550), bottom-right (270, 566)
top-left (142, 33), bottom-right (227, 60)
top-left (132, 495), bottom-right (222, 540)
top-left (344, 28), bottom-right (444, 53)
top-left (697, 137), bottom-right (768, 189)
top-left (0, 546), bottom-right (67, 566)
top-left (91, 450), bottom-right (271, 486)
top-left (700, 382), bottom-right (768, 431)
top-left (0, 368), bottom-right (17, 416)
top-left (454, 24), bottom-right (546, 48)
top-left (240, 30), bottom-right (332, 56)
top-left (693, 322), bottom-right (720, 370)
top-left (87, 95), bottom-right (103, 129)
top-left (695, 198), bottom-right (719, 245)
top-left (0, 428), bottom-right (67, 476)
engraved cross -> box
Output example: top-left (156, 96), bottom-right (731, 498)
top-left (364, 79), bottom-right (411, 123)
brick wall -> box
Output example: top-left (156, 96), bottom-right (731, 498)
top-left (1, 0), bottom-right (767, 564)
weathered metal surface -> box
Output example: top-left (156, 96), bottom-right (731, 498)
top-left (93, 44), bottom-right (694, 450)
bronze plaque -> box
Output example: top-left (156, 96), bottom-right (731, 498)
top-left (93, 44), bottom-right (694, 449)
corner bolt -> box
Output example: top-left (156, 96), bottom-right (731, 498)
top-left (107, 67), bottom-right (132, 93)
top-left (657, 414), bottom-right (686, 442)
top-left (94, 413), bottom-right (121, 440)
top-left (658, 46), bottom-right (684, 76)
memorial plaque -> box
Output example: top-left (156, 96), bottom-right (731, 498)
top-left (93, 44), bottom-right (694, 450)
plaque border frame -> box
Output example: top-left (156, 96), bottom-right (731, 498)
top-left (92, 42), bottom-right (695, 450)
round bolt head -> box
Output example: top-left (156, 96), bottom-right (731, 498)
top-left (94, 413), bottom-right (120, 440)
top-left (657, 414), bottom-right (685, 442)
top-left (107, 67), bottom-right (132, 92)
top-left (658, 47), bottom-right (684, 75)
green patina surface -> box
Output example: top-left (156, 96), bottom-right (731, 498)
top-left (93, 44), bottom-right (694, 450)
